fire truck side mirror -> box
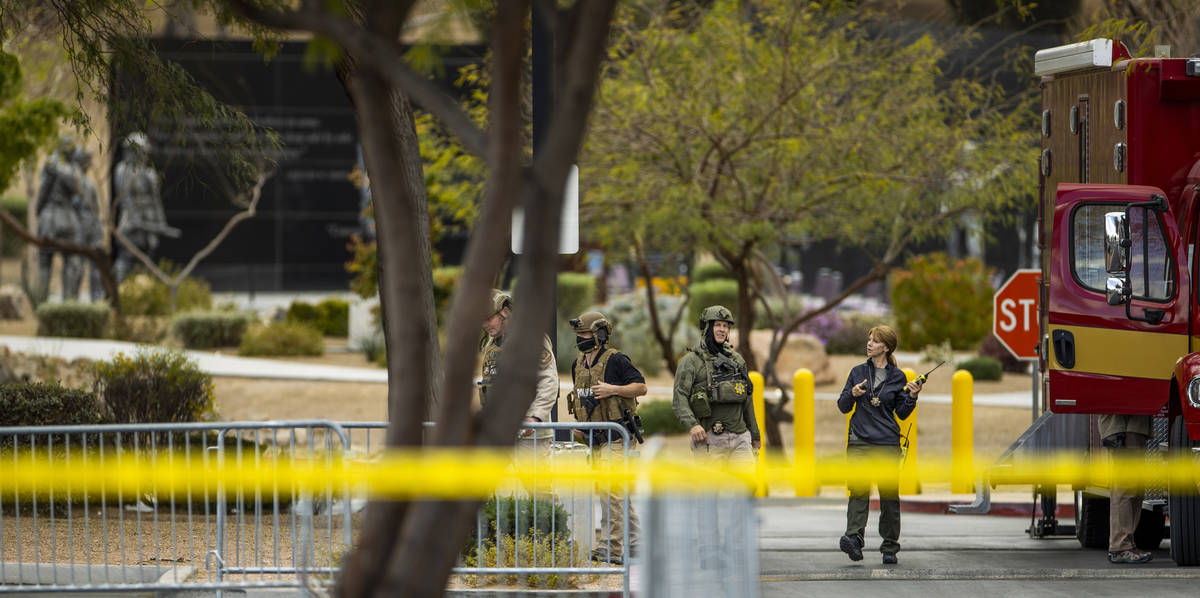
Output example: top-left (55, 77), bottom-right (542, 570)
top-left (1104, 211), bottom-right (1129, 274)
top-left (1106, 277), bottom-right (1129, 306)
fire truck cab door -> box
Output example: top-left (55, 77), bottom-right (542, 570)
top-left (1048, 184), bottom-right (1189, 414)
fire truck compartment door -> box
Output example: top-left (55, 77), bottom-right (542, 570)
top-left (1048, 184), bottom-right (1189, 414)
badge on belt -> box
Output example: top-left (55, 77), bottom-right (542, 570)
top-left (712, 421), bottom-right (725, 435)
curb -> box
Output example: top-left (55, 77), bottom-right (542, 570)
top-left (761, 566), bottom-right (1200, 581)
top-left (869, 498), bottom-right (1073, 519)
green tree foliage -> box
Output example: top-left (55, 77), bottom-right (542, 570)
top-left (1077, 1), bottom-right (1200, 58)
top-left (0, 49), bottom-right (69, 191)
top-left (584, 0), bottom-right (1035, 372)
top-left (346, 76), bottom-right (485, 299)
top-left (889, 253), bottom-right (995, 350)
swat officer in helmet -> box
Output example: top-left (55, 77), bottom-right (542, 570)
top-left (672, 305), bottom-right (761, 464)
top-left (567, 311), bottom-right (647, 565)
top-left (479, 289), bottom-right (558, 498)
top-left (672, 304), bottom-right (761, 570)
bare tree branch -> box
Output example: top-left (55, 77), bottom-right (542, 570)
top-left (220, 0), bottom-right (487, 158)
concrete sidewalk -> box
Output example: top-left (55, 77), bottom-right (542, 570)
top-left (757, 497), bottom-right (1194, 584)
top-left (1, 335), bottom-right (1038, 407)
top-left (0, 335), bottom-right (388, 383)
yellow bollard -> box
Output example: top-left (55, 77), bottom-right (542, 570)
top-left (749, 371), bottom-right (767, 497)
top-left (792, 368), bottom-right (815, 497)
top-left (897, 368), bottom-right (919, 495)
top-left (951, 369), bottom-right (975, 493)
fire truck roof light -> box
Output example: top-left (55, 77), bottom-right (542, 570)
top-left (1187, 58), bottom-right (1200, 78)
top-left (1035, 39), bottom-right (1118, 77)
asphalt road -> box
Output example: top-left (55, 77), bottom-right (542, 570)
top-left (758, 498), bottom-right (1200, 597)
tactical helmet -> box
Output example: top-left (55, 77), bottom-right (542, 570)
top-left (490, 289), bottom-right (513, 315)
top-left (698, 305), bottom-right (735, 330)
top-left (570, 311), bottom-right (611, 345)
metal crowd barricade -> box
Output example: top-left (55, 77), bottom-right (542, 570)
top-left (0, 419), bottom-right (641, 595)
top-left (0, 420), bottom-right (354, 593)
top-left (349, 420), bottom-right (636, 596)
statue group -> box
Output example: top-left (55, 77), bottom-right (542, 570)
top-left (35, 132), bottom-right (176, 301)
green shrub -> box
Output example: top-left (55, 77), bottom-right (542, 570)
top-left (119, 269), bottom-right (212, 316)
top-left (824, 312), bottom-right (886, 355)
top-left (955, 356), bottom-right (1003, 381)
top-left (35, 301), bottom-right (110, 338)
top-left (357, 333), bottom-right (386, 365)
top-left (316, 298), bottom-right (349, 337)
top-left (433, 266), bottom-right (462, 325)
top-left (285, 301), bottom-right (318, 325)
top-left (0, 383), bottom-right (104, 514)
top-left (1, 196), bottom-right (27, 257)
top-left (638, 400), bottom-right (686, 436)
top-left (557, 272), bottom-right (596, 320)
top-left (93, 349), bottom-right (215, 423)
top-left (171, 311), bottom-right (251, 349)
top-left (110, 315), bottom-right (170, 343)
top-left (463, 534), bottom-right (588, 588)
top-left (0, 382), bottom-right (102, 426)
top-left (688, 279), bottom-right (739, 327)
top-left (691, 262), bottom-right (732, 284)
top-left (889, 253), bottom-right (993, 350)
top-left (238, 321), bottom-right (324, 357)
top-left (466, 495), bottom-right (570, 555)
top-left (978, 333), bottom-right (1030, 373)
top-left (286, 299), bottom-right (349, 337)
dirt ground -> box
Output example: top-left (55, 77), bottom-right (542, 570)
top-left (215, 348), bottom-right (1040, 474)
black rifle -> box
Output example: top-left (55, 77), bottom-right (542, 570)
top-left (711, 355), bottom-right (752, 395)
top-left (620, 408), bottom-right (644, 444)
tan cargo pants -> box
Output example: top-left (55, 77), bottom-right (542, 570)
top-left (592, 439), bottom-right (640, 558)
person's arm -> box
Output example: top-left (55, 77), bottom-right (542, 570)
top-left (837, 367), bottom-right (863, 414)
top-left (592, 353), bottom-right (647, 399)
top-left (673, 356), bottom-right (707, 443)
top-left (894, 370), bottom-right (921, 421)
top-left (525, 336), bottom-right (558, 424)
top-left (743, 395), bottom-right (761, 449)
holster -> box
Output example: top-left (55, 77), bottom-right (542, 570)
top-left (1102, 432), bottom-right (1126, 449)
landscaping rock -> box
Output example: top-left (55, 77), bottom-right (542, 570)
top-left (0, 285), bottom-right (29, 320)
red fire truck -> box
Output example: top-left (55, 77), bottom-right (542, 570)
top-left (1035, 38), bottom-right (1200, 565)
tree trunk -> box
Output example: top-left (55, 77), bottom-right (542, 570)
top-left (633, 236), bottom-right (678, 374)
top-left (334, 51), bottom-right (439, 598)
top-left (729, 256), bottom-right (757, 372)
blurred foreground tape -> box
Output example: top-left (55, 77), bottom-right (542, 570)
top-left (0, 451), bottom-right (1196, 499)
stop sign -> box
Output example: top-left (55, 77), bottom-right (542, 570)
top-left (993, 269), bottom-right (1040, 360)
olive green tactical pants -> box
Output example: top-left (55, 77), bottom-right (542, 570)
top-left (592, 439), bottom-right (640, 559)
top-left (845, 442), bottom-right (901, 555)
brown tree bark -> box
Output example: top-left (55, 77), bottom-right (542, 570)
top-left (219, 1), bottom-right (616, 594)
top-left (0, 209), bottom-right (119, 312)
top-left (632, 236), bottom-right (680, 374)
